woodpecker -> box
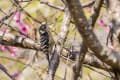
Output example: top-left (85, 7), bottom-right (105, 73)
top-left (39, 24), bottom-right (50, 64)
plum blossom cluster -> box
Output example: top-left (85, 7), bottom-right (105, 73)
top-left (14, 12), bottom-right (29, 35)
top-left (1, 45), bottom-right (27, 62)
top-left (1, 12), bottom-right (29, 63)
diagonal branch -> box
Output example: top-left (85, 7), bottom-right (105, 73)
top-left (0, 31), bottom-right (40, 50)
top-left (0, 64), bottom-right (16, 80)
top-left (66, 0), bottom-right (120, 72)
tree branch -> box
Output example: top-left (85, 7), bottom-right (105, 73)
top-left (70, 0), bottom-right (104, 79)
top-left (65, 0), bottom-right (120, 71)
top-left (0, 31), bottom-right (40, 50)
top-left (0, 64), bottom-right (16, 80)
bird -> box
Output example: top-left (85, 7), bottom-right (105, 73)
top-left (39, 24), bottom-right (55, 65)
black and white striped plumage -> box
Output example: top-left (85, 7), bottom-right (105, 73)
top-left (39, 24), bottom-right (50, 64)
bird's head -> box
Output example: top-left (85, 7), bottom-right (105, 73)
top-left (39, 24), bottom-right (47, 35)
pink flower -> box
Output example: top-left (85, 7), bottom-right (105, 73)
top-left (10, 46), bottom-right (18, 52)
top-left (10, 52), bottom-right (17, 57)
top-left (1, 45), bottom-right (7, 51)
top-left (14, 12), bottom-right (20, 23)
top-left (20, 21), bottom-right (29, 35)
top-left (88, 8), bottom-right (92, 13)
top-left (13, 71), bottom-right (19, 78)
top-left (98, 19), bottom-right (106, 26)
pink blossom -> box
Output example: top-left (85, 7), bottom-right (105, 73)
top-left (1, 45), bottom-right (7, 51)
top-left (10, 52), bottom-right (17, 57)
top-left (10, 46), bottom-right (18, 52)
top-left (13, 71), bottom-right (19, 78)
top-left (98, 19), bottom-right (106, 26)
top-left (14, 12), bottom-right (20, 23)
top-left (88, 8), bottom-right (92, 13)
top-left (20, 21), bottom-right (29, 35)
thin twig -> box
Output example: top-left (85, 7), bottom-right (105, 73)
top-left (0, 64), bottom-right (16, 80)
top-left (39, 0), bottom-right (95, 12)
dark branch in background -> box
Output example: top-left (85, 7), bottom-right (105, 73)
top-left (66, 0), bottom-right (120, 72)
top-left (0, 12), bottom-right (14, 23)
top-left (0, 11), bottom-right (14, 29)
top-left (70, 0), bottom-right (104, 80)
top-left (0, 64), bottom-right (16, 80)
top-left (71, 43), bottom-right (87, 80)
top-left (39, 0), bottom-right (64, 11)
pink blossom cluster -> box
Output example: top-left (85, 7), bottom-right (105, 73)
top-left (1, 45), bottom-right (27, 61)
top-left (14, 12), bottom-right (29, 35)
top-left (1, 45), bottom-right (18, 57)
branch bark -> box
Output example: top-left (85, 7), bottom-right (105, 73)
top-left (0, 64), bottom-right (16, 80)
top-left (65, 0), bottom-right (120, 71)
top-left (70, 0), bottom-right (104, 80)
top-left (0, 31), bottom-right (40, 50)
